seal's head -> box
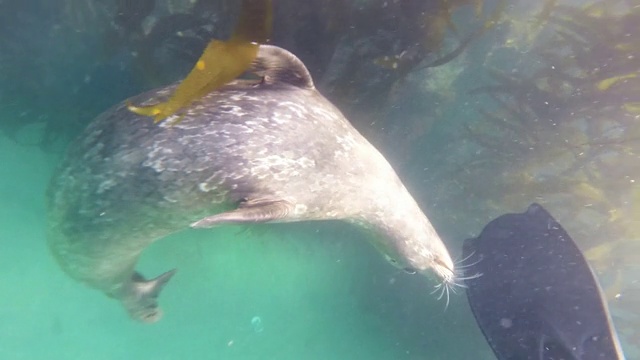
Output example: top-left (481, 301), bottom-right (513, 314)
top-left (369, 224), bottom-right (459, 306)
top-left (382, 241), bottom-right (454, 279)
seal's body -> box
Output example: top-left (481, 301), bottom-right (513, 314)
top-left (46, 45), bottom-right (455, 322)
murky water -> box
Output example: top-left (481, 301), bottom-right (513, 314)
top-left (1, 0), bottom-right (638, 358)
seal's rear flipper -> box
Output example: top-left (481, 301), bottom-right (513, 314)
top-left (122, 269), bottom-right (177, 323)
top-left (190, 198), bottom-right (293, 228)
top-left (462, 203), bottom-right (626, 359)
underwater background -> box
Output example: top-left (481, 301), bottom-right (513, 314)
top-left (1, 0), bottom-right (638, 358)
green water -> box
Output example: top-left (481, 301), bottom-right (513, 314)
top-left (0, 136), bottom-right (494, 359)
top-left (2, 0), bottom-right (639, 358)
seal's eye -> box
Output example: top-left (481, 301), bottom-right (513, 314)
top-left (389, 258), bottom-right (397, 264)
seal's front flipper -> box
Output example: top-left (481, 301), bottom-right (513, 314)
top-left (121, 269), bottom-right (177, 323)
top-left (191, 198), bottom-right (293, 228)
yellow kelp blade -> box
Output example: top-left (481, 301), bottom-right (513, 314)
top-left (128, 40), bottom-right (258, 123)
top-left (623, 102), bottom-right (640, 114)
top-left (233, 0), bottom-right (273, 43)
top-left (474, 0), bottom-right (484, 17)
top-left (128, 0), bottom-right (272, 123)
top-left (597, 73), bottom-right (637, 91)
top-left (483, 0), bottom-right (507, 30)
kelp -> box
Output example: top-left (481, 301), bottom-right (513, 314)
top-left (127, 0), bottom-right (272, 123)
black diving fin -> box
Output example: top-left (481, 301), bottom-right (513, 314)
top-left (462, 203), bottom-right (626, 359)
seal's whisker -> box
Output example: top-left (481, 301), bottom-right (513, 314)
top-left (450, 277), bottom-right (467, 290)
top-left (430, 284), bottom-right (443, 295)
top-left (432, 279), bottom-right (453, 310)
top-left (454, 255), bottom-right (483, 269)
top-left (432, 269), bottom-right (481, 310)
top-left (454, 250), bottom-right (476, 266)
top-left (454, 272), bottom-right (483, 282)
top-left (448, 284), bottom-right (459, 295)
top-left (444, 283), bottom-right (451, 310)
top-left (452, 281), bottom-right (468, 289)
top-left (433, 283), bottom-right (447, 300)
top-left (453, 261), bottom-right (481, 269)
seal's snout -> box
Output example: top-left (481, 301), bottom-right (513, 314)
top-left (433, 256), bottom-right (456, 284)
top-left (427, 253), bottom-right (460, 309)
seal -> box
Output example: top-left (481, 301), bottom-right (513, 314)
top-left (46, 45), bottom-right (456, 323)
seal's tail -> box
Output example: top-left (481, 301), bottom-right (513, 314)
top-left (121, 269), bottom-right (177, 323)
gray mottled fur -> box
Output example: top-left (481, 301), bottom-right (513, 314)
top-left (46, 45), bottom-right (454, 322)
